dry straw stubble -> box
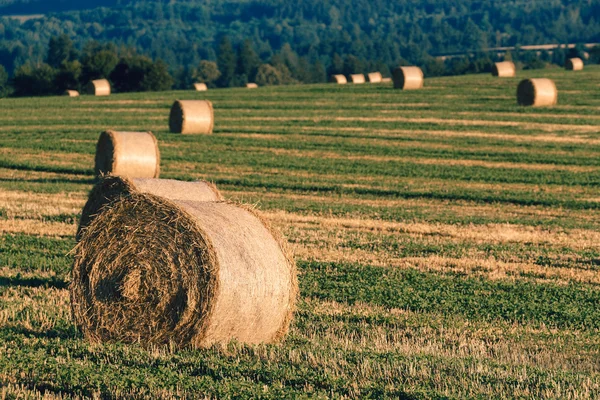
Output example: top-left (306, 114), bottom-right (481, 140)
top-left (392, 66), bottom-right (424, 90)
top-left (492, 61), bottom-right (516, 77)
top-left (517, 78), bottom-right (558, 107)
top-left (169, 100), bottom-right (214, 134)
top-left (77, 175), bottom-right (223, 239)
top-left (71, 191), bottom-right (298, 348)
top-left (94, 131), bottom-right (160, 179)
top-left (85, 79), bottom-right (111, 96)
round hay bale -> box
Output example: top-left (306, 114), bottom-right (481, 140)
top-left (367, 72), bottom-right (383, 83)
top-left (193, 83), bottom-right (208, 91)
top-left (330, 74), bottom-right (347, 84)
top-left (85, 79), bottom-right (111, 96)
top-left (392, 66), bottom-right (424, 90)
top-left (350, 74), bottom-right (365, 84)
top-left (64, 90), bottom-right (80, 97)
top-left (71, 194), bottom-right (298, 348)
top-left (517, 78), bottom-right (557, 107)
top-left (492, 61), bottom-right (516, 77)
top-left (77, 175), bottom-right (223, 239)
top-left (565, 58), bottom-right (584, 71)
top-left (169, 100), bottom-right (214, 135)
top-left (246, 83), bottom-right (258, 89)
top-left (94, 131), bottom-right (160, 179)
top-left (381, 77), bottom-right (392, 83)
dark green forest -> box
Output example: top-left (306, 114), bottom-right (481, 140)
top-left (0, 0), bottom-right (599, 96)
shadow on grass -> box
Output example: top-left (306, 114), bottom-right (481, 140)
top-left (0, 275), bottom-right (68, 290)
top-left (0, 159), bottom-right (93, 177)
top-left (0, 324), bottom-right (79, 340)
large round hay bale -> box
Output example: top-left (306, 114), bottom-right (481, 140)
top-left (94, 131), bottom-right (160, 179)
top-left (64, 90), bottom-right (79, 97)
top-left (367, 72), bottom-right (383, 83)
top-left (492, 61), bottom-right (516, 77)
top-left (392, 66), bottom-right (424, 90)
top-left (350, 74), bottom-right (365, 84)
top-left (381, 77), bottom-right (392, 83)
top-left (77, 175), bottom-right (223, 239)
top-left (330, 74), bottom-right (347, 84)
top-left (85, 79), bottom-right (111, 96)
top-left (517, 78), bottom-right (557, 107)
top-left (71, 193), bottom-right (298, 348)
top-left (246, 83), bottom-right (258, 89)
top-left (169, 100), bottom-right (214, 135)
top-left (565, 58), bottom-right (584, 71)
top-left (193, 83), bottom-right (208, 91)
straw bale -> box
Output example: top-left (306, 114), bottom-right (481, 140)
top-left (367, 72), bottom-right (383, 83)
top-left (246, 83), bottom-right (259, 88)
top-left (517, 78), bottom-right (557, 107)
top-left (193, 83), bottom-right (208, 91)
top-left (381, 77), bottom-right (392, 83)
top-left (64, 90), bottom-right (80, 97)
top-left (330, 74), bottom-right (347, 84)
top-left (94, 131), bottom-right (160, 179)
top-left (169, 100), bottom-right (214, 134)
top-left (392, 66), bottom-right (424, 90)
top-left (71, 192), bottom-right (298, 348)
top-left (565, 58), bottom-right (584, 71)
top-left (492, 61), bottom-right (516, 77)
top-left (350, 74), bottom-right (365, 84)
top-left (85, 79), bottom-right (111, 96)
top-left (77, 175), bottom-right (223, 239)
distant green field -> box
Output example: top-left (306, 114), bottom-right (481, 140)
top-left (1, 66), bottom-right (599, 398)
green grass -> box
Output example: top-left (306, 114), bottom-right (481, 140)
top-left (1, 66), bottom-right (600, 398)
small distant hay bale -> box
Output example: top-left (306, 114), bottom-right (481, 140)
top-left (330, 74), bottom-right (347, 84)
top-left (381, 77), bottom-right (392, 83)
top-left (169, 100), bottom-right (214, 135)
top-left (85, 79), bottom-right (111, 96)
top-left (193, 83), bottom-right (208, 91)
top-left (492, 61), bottom-right (516, 77)
top-left (565, 58), bottom-right (584, 71)
top-left (71, 189), bottom-right (298, 348)
top-left (246, 83), bottom-right (258, 88)
top-left (367, 72), bottom-right (383, 83)
top-left (64, 90), bottom-right (79, 97)
top-left (517, 78), bottom-right (557, 107)
top-left (582, 52), bottom-right (590, 60)
top-left (94, 131), bottom-right (160, 179)
top-left (77, 175), bottom-right (223, 239)
top-left (350, 74), bottom-right (365, 84)
top-left (392, 66), bottom-right (424, 90)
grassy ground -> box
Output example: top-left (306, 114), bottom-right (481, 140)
top-left (1, 66), bottom-right (599, 399)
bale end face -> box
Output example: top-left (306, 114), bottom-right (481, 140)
top-left (86, 79), bottom-right (111, 96)
top-left (330, 74), bottom-right (347, 84)
top-left (392, 66), bottom-right (424, 90)
top-left (94, 131), bottom-right (160, 179)
top-left (517, 78), bottom-right (557, 107)
top-left (169, 100), bottom-right (214, 135)
top-left (565, 58), bottom-right (584, 71)
top-left (492, 62), bottom-right (516, 77)
top-left (71, 195), bottom-right (298, 348)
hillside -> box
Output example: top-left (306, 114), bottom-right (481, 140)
top-left (0, 0), bottom-right (598, 78)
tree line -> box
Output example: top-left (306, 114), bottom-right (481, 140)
top-left (0, 32), bottom-right (597, 97)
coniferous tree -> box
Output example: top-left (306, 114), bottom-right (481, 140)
top-left (217, 37), bottom-right (236, 87)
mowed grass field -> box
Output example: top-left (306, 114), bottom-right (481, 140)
top-left (1, 66), bottom-right (600, 399)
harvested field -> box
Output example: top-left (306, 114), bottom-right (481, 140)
top-left (0, 66), bottom-right (599, 398)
